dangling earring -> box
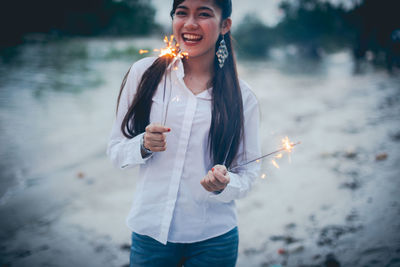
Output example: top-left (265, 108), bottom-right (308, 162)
top-left (216, 35), bottom-right (229, 68)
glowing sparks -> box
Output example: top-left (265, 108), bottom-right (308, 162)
top-left (139, 49), bottom-right (149, 55)
top-left (140, 35), bottom-right (189, 59)
top-left (271, 159), bottom-right (280, 169)
top-left (270, 137), bottom-right (297, 169)
top-left (261, 173), bottom-right (267, 179)
top-left (228, 136), bottom-right (301, 176)
top-left (282, 136), bottom-right (294, 152)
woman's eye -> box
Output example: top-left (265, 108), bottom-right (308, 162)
top-left (175, 11), bottom-right (187, 16)
top-left (199, 12), bottom-right (211, 17)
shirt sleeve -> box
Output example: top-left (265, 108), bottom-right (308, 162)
top-left (209, 88), bottom-right (261, 203)
top-left (106, 62), bottom-right (153, 170)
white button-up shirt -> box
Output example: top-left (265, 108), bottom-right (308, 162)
top-left (107, 56), bottom-right (261, 245)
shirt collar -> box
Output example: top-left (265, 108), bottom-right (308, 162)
top-left (168, 57), bottom-right (213, 101)
top-left (196, 88), bottom-right (213, 100)
top-left (167, 56), bottom-right (184, 80)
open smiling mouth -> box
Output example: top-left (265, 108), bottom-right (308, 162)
top-left (182, 33), bottom-right (203, 44)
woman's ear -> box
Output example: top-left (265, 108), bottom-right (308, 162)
top-left (221, 18), bottom-right (232, 35)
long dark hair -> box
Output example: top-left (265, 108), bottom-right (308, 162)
top-left (116, 0), bottom-right (244, 169)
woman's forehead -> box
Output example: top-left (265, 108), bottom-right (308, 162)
top-left (178, 0), bottom-right (216, 8)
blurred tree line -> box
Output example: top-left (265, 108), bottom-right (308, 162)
top-left (234, 0), bottom-right (400, 70)
top-left (0, 0), bottom-right (157, 48)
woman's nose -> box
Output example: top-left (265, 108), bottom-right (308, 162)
top-left (184, 16), bottom-right (199, 30)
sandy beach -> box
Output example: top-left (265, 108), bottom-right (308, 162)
top-left (0, 38), bottom-right (399, 266)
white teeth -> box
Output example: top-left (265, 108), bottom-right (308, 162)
top-left (183, 34), bottom-right (202, 41)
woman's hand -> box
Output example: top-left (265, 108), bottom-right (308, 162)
top-left (200, 165), bottom-right (230, 192)
top-left (144, 123), bottom-right (171, 152)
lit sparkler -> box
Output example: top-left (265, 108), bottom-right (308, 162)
top-left (139, 35), bottom-right (189, 126)
top-left (139, 35), bottom-right (188, 59)
top-left (228, 137), bottom-right (301, 172)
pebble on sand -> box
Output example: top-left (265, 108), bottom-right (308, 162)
top-left (344, 149), bottom-right (357, 159)
top-left (278, 248), bottom-right (286, 255)
top-left (375, 153), bottom-right (388, 161)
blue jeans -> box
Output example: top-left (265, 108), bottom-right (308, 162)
top-left (130, 227), bottom-right (239, 267)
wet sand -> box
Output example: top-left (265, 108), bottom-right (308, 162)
top-left (236, 54), bottom-right (400, 266)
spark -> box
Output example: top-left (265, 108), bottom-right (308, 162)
top-left (271, 159), bottom-right (280, 169)
top-left (147, 35), bottom-right (189, 59)
top-left (228, 137), bottom-right (301, 172)
top-left (282, 136), bottom-right (294, 152)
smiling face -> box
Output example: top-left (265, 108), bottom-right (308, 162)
top-left (172, 0), bottom-right (231, 60)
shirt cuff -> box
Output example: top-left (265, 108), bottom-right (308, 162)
top-left (121, 133), bottom-right (153, 168)
top-left (208, 171), bottom-right (241, 203)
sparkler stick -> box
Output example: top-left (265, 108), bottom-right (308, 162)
top-left (222, 134), bottom-right (235, 167)
top-left (228, 141), bottom-right (301, 172)
top-left (161, 67), bottom-right (168, 126)
top-left (162, 68), bottom-right (173, 126)
top-left (139, 35), bottom-right (188, 126)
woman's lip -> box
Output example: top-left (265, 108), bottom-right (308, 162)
top-left (182, 33), bottom-right (202, 41)
top-left (182, 39), bottom-right (201, 46)
top-left (181, 33), bottom-right (203, 46)
top-left (182, 33), bottom-right (202, 38)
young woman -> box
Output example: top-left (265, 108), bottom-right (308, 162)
top-left (107, 0), bottom-right (261, 266)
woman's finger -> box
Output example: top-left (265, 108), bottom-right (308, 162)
top-left (213, 169), bottom-right (230, 185)
top-left (144, 132), bottom-right (167, 152)
top-left (214, 165), bottom-right (228, 175)
top-left (149, 144), bottom-right (167, 152)
top-left (147, 139), bottom-right (165, 147)
top-left (146, 133), bottom-right (166, 142)
top-left (200, 179), bottom-right (213, 192)
top-left (146, 123), bottom-right (171, 134)
top-left (208, 172), bottom-right (225, 188)
top-left (207, 175), bottom-right (223, 191)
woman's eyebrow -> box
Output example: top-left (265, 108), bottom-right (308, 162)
top-left (176, 5), bottom-right (188, 10)
top-left (197, 6), bottom-right (214, 13)
top-left (176, 5), bottom-right (214, 13)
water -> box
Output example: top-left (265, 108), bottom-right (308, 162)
top-left (0, 37), bottom-right (161, 202)
top-left (0, 37), bottom-right (399, 266)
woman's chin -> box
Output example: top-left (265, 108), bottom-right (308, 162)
top-left (179, 42), bottom-right (202, 55)
top-left (180, 47), bottom-right (197, 58)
